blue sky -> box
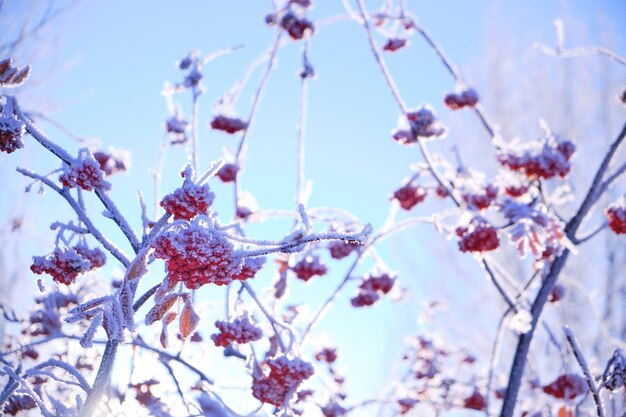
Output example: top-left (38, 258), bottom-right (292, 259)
top-left (2, 0), bottom-right (626, 414)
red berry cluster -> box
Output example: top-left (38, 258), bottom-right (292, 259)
top-left (392, 105), bottom-right (446, 145)
top-left (216, 163), bottom-right (239, 182)
top-left (0, 108), bottom-right (25, 154)
top-left (59, 150), bottom-right (111, 191)
top-left (444, 88), bottom-right (479, 110)
top-left (232, 256), bottom-right (266, 281)
top-left (210, 115), bottom-right (248, 134)
top-left (314, 347), bottom-right (338, 364)
top-left (292, 256), bottom-right (327, 281)
top-left (542, 374), bottom-right (587, 399)
top-left (463, 389), bottom-right (487, 411)
top-left (456, 218), bottom-right (500, 253)
top-left (392, 183), bottom-right (427, 210)
top-left (151, 224), bottom-right (242, 289)
top-left (498, 139), bottom-right (576, 180)
top-left (606, 198), bottom-right (626, 234)
top-left (31, 247), bottom-right (92, 285)
top-left (328, 240), bottom-right (359, 259)
top-left (279, 12), bottom-right (314, 40)
top-left (73, 243), bottom-right (106, 269)
top-left (93, 149), bottom-right (129, 177)
top-left (351, 272), bottom-right (395, 307)
top-left (211, 317), bottom-right (263, 347)
top-left (160, 179), bottom-right (214, 221)
top-left (462, 184), bottom-right (498, 211)
top-left (2, 394), bottom-right (37, 416)
top-left (252, 356), bottom-right (314, 406)
top-left (383, 38), bottom-right (407, 52)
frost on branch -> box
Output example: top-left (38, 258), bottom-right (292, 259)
top-left (392, 105), bottom-right (447, 145)
top-left (0, 96), bottom-right (26, 154)
top-left (59, 148), bottom-right (111, 191)
top-left (252, 356), bottom-right (314, 406)
top-left (160, 174), bottom-right (215, 221)
top-left (151, 221), bottom-right (243, 289)
top-left (210, 317), bottom-right (263, 347)
top-left (501, 199), bottom-right (569, 258)
top-left (497, 135), bottom-right (576, 180)
top-left (606, 196), bottom-right (626, 235)
top-left (455, 217), bottom-right (499, 253)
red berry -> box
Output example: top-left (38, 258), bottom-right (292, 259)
top-left (542, 374), bottom-right (587, 399)
top-left (463, 389), bottom-right (486, 411)
top-left (31, 248), bottom-right (92, 285)
top-left (93, 149), bottom-right (129, 176)
top-left (59, 149), bottom-right (111, 191)
top-left (606, 198), bottom-right (626, 234)
top-left (160, 179), bottom-right (214, 221)
top-left (211, 317), bottom-right (263, 347)
top-left (328, 240), bottom-right (359, 259)
top-left (216, 163), bottom-right (239, 182)
top-left (0, 113), bottom-right (25, 154)
top-left (350, 289), bottom-right (380, 307)
top-left (280, 12), bottom-right (314, 40)
top-left (252, 356), bottom-right (314, 406)
top-left (457, 219), bottom-right (499, 253)
top-left (392, 184), bottom-right (427, 210)
top-left (210, 115), bottom-right (248, 134)
top-left (292, 256), bottom-right (327, 281)
top-left (383, 38), bottom-right (407, 52)
top-left (314, 347), bottom-right (338, 364)
top-left (152, 224), bottom-right (242, 289)
top-left (232, 257), bottom-right (266, 281)
top-left (548, 283), bottom-right (565, 303)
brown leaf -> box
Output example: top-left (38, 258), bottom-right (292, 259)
top-left (145, 294), bottom-right (178, 326)
top-left (179, 299), bottom-right (199, 338)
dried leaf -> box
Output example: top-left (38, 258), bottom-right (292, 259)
top-left (160, 312), bottom-right (177, 348)
top-left (179, 299), bottom-right (199, 338)
top-left (11, 66), bottom-right (30, 86)
top-left (145, 294), bottom-right (178, 326)
top-left (125, 248), bottom-right (149, 281)
top-left (558, 406), bottom-right (573, 417)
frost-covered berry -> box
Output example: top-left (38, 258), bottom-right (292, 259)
top-left (392, 183), bottom-right (427, 210)
top-left (350, 289), bottom-right (380, 307)
top-left (160, 179), bottom-right (214, 221)
top-left (383, 38), bottom-right (407, 52)
top-left (152, 223), bottom-right (242, 289)
top-left (314, 347), bottom-right (338, 364)
top-left (210, 115), bottom-right (248, 134)
top-left (216, 163), bottom-right (239, 182)
top-left (73, 244), bottom-right (106, 269)
top-left (606, 197), bottom-right (626, 235)
top-left (456, 218), bottom-right (499, 253)
top-left (359, 272), bottom-right (395, 294)
top-left (31, 248), bottom-right (91, 285)
top-left (462, 184), bottom-right (498, 211)
top-left (397, 398), bottom-right (418, 415)
top-left (542, 374), bottom-right (587, 400)
top-left (280, 12), bottom-right (314, 40)
top-left (351, 271), bottom-right (395, 308)
top-left (252, 356), bottom-right (314, 406)
top-left (0, 106), bottom-right (25, 154)
top-left (211, 317), bottom-right (263, 347)
top-left (444, 89), bottom-right (479, 110)
top-left (328, 240), bottom-right (359, 259)
top-left (498, 137), bottom-right (576, 180)
top-left (392, 105), bottom-right (447, 145)
top-left (463, 389), bottom-right (486, 411)
top-left (59, 149), bottom-right (111, 191)
top-left (232, 256), bottom-right (266, 281)
top-left (93, 149), bottom-right (130, 176)
top-left (292, 256), bottom-right (327, 281)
